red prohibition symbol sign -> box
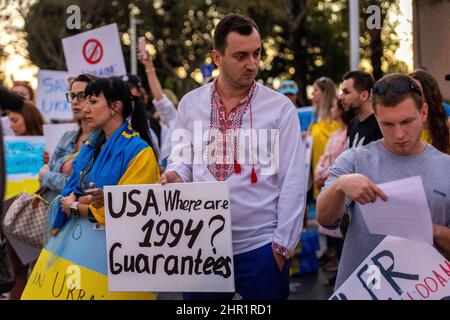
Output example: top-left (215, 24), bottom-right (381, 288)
top-left (82, 38), bottom-right (103, 65)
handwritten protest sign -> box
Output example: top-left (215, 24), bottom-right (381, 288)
top-left (43, 123), bottom-right (78, 157)
top-left (36, 70), bottom-right (72, 120)
top-left (62, 23), bottom-right (126, 77)
top-left (331, 236), bottom-right (450, 300)
top-left (104, 182), bottom-right (234, 292)
top-left (4, 136), bottom-right (44, 199)
top-left (4, 136), bottom-right (44, 176)
top-left (3, 137), bottom-right (44, 262)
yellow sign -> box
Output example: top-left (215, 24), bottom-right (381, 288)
top-left (5, 179), bottom-right (40, 200)
top-left (22, 249), bottom-right (156, 300)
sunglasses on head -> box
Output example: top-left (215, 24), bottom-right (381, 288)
top-left (373, 78), bottom-right (423, 97)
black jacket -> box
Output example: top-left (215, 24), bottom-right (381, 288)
top-left (0, 86), bottom-right (24, 218)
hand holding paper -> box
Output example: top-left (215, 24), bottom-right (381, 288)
top-left (359, 176), bottom-right (433, 245)
top-left (339, 173), bottom-right (388, 204)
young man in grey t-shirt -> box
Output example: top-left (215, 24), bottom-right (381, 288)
top-left (317, 74), bottom-right (450, 290)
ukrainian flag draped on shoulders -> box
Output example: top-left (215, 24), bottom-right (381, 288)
top-left (22, 121), bottom-right (159, 300)
top-left (51, 121), bottom-right (160, 233)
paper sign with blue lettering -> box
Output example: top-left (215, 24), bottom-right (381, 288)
top-left (36, 70), bottom-right (72, 120)
top-left (330, 236), bottom-right (450, 300)
top-left (62, 23), bottom-right (126, 78)
top-left (104, 182), bottom-right (235, 292)
top-left (4, 136), bottom-right (44, 199)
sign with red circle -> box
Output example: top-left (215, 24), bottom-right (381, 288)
top-left (82, 38), bottom-right (103, 65)
top-left (62, 23), bottom-right (127, 77)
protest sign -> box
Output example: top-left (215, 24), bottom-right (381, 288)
top-left (331, 236), bottom-right (450, 300)
top-left (36, 70), bottom-right (72, 120)
top-left (62, 23), bottom-right (126, 77)
top-left (43, 123), bottom-right (78, 157)
top-left (21, 216), bottom-right (155, 300)
top-left (104, 181), bottom-right (234, 292)
top-left (4, 136), bottom-right (44, 199)
top-left (3, 136), bottom-right (44, 262)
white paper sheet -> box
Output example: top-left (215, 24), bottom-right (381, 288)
top-left (359, 176), bottom-right (433, 245)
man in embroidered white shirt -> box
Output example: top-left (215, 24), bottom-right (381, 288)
top-left (160, 14), bottom-right (306, 300)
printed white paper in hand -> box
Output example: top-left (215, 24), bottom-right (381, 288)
top-left (360, 176), bottom-right (433, 245)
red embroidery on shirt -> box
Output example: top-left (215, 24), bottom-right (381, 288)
top-left (207, 83), bottom-right (256, 181)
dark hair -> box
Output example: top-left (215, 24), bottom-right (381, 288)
top-left (84, 77), bottom-right (156, 153)
top-left (410, 69), bottom-right (450, 154)
top-left (0, 86), bottom-right (24, 112)
top-left (122, 74), bottom-right (142, 89)
top-left (213, 14), bottom-right (260, 53)
top-left (343, 70), bottom-right (375, 95)
top-left (70, 74), bottom-right (99, 90)
top-left (372, 73), bottom-right (423, 112)
top-left (12, 101), bottom-right (44, 136)
top-left (337, 99), bottom-right (355, 126)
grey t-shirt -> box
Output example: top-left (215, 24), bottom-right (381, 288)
top-left (319, 140), bottom-right (450, 290)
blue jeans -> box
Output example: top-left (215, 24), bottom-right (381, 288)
top-left (183, 243), bottom-right (290, 300)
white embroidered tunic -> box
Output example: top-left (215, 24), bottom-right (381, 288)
top-left (166, 81), bottom-right (306, 256)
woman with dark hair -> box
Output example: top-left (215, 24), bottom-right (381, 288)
top-left (6, 75), bottom-right (97, 300)
top-left (24, 77), bottom-right (160, 300)
top-left (53, 76), bottom-right (159, 230)
top-left (7, 101), bottom-right (44, 136)
top-left (410, 69), bottom-right (450, 154)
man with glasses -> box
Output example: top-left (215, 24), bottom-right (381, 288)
top-left (317, 73), bottom-right (450, 290)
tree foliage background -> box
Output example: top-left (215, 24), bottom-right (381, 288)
top-left (1, 0), bottom-right (413, 104)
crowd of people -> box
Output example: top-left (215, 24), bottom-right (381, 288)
top-left (0, 13), bottom-right (450, 300)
